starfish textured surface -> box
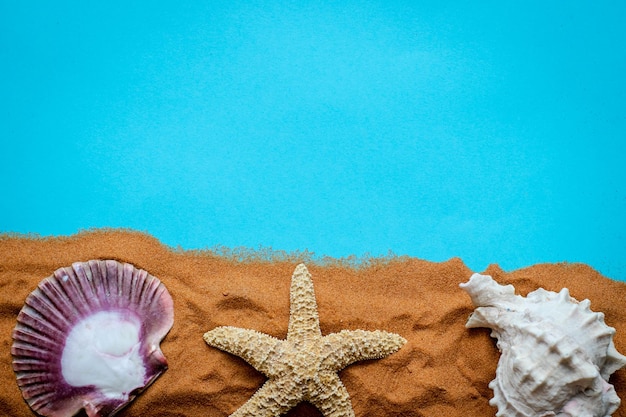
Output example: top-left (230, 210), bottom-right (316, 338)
top-left (203, 263), bottom-right (406, 417)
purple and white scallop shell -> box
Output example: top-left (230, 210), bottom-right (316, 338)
top-left (11, 260), bottom-right (174, 417)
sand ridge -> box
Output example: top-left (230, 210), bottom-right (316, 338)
top-left (1, 229), bottom-right (625, 417)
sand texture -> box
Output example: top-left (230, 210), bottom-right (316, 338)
top-left (1, 229), bottom-right (625, 417)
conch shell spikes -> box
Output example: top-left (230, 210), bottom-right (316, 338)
top-left (461, 273), bottom-right (626, 417)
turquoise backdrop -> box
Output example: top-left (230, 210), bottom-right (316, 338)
top-left (1, 2), bottom-right (625, 280)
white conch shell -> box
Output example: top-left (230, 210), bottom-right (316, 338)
top-left (460, 273), bottom-right (626, 417)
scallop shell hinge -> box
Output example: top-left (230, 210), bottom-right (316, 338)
top-left (460, 273), bottom-right (626, 417)
top-left (11, 260), bottom-right (175, 417)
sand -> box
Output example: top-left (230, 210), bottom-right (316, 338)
top-left (1, 229), bottom-right (625, 417)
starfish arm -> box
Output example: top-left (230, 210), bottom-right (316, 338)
top-left (203, 326), bottom-right (283, 376)
top-left (309, 372), bottom-right (356, 417)
top-left (287, 264), bottom-right (322, 342)
top-left (320, 329), bottom-right (406, 371)
top-left (230, 378), bottom-right (303, 417)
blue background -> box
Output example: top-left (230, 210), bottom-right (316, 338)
top-left (1, 2), bottom-right (625, 280)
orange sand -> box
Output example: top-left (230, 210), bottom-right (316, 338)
top-left (1, 229), bottom-right (625, 417)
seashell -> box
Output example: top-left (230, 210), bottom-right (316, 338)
top-left (460, 273), bottom-right (626, 417)
top-left (11, 260), bottom-right (174, 417)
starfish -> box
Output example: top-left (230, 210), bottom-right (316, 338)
top-left (203, 263), bottom-right (406, 417)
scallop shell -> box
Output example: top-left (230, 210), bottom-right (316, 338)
top-left (11, 260), bottom-right (174, 417)
top-left (460, 273), bottom-right (626, 417)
